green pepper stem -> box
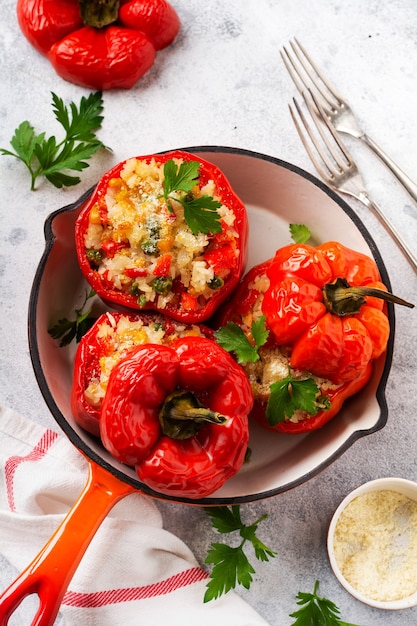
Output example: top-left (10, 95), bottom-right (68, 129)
top-left (323, 277), bottom-right (414, 316)
top-left (345, 286), bottom-right (414, 308)
top-left (79, 0), bottom-right (120, 28)
top-left (159, 390), bottom-right (228, 440)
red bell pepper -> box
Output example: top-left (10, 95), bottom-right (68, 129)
top-left (215, 241), bottom-right (403, 434)
top-left (16, 0), bottom-right (180, 89)
top-left (75, 150), bottom-right (248, 323)
top-left (71, 310), bottom-right (214, 436)
top-left (153, 253), bottom-right (172, 276)
top-left (263, 242), bottom-right (391, 382)
top-left (100, 336), bottom-right (252, 498)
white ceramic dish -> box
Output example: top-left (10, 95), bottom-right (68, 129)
top-left (328, 477), bottom-right (417, 610)
top-left (29, 146), bottom-right (395, 505)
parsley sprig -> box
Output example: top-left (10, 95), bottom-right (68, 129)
top-left (162, 159), bottom-right (223, 235)
top-left (290, 223), bottom-right (311, 244)
top-left (48, 288), bottom-right (96, 347)
top-left (0, 91), bottom-right (107, 190)
top-left (266, 374), bottom-right (330, 426)
top-left (214, 316), bottom-right (269, 364)
top-left (290, 580), bottom-right (359, 626)
top-left (203, 505), bottom-right (276, 602)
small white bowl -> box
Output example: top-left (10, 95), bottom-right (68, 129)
top-left (328, 477), bottom-right (417, 610)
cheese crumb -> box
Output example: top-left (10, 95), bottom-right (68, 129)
top-left (333, 490), bottom-right (417, 602)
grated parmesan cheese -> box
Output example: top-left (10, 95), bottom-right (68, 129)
top-left (333, 490), bottom-right (417, 602)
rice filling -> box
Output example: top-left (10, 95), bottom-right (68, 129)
top-left (84, 157), bottom-right (240, 309)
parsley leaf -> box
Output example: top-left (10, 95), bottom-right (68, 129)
top-left (206, 503), bottom-right (244, 533)
top-left (182, 195), bottom-right (223, 235)
top-left (52, 91), bottom-right (104, 143)
top-left (214, 316), bottom-right (269, 364)
top-left (1, 122), bottom-right (45, 167)
top-left (290, 223), bottom-right (311, 244)
top-left (0, 91), bottom-right (107, 190)
top-left (163, 159), bottom-right (200, 196)
top-left (205, 543), bottom-right (255, 599)
top-left (265, 375), bottom-right (321, 426)
top-left (203, 505), bottom-right (276, 602)
top-left (48, 288), bottom-right (96, 347)
top-left (162, 159), bottom-right (222, 235)
top-left (290, 580), bottom-right (360, 626)
top-left (251, 315), bottom-right (269, 352)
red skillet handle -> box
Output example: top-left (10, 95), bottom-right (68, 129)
top-left (0, 458), bottom-right (135, 625)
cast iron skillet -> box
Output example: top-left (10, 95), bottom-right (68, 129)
top-left (0, 147), bottom-right (394, 624)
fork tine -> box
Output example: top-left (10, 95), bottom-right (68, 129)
top-left (293, 39), bottom-right (345, 107)
top-left (280, 47), bottom-right (306, 93)
top-left (289, 98), bottom-right (335, 183)
top-left (306, 90), bottom-right (357, 170)
top-left (290, 89), bottom-right (359, 189)
top-left (281, 44), bottom-right (333, 116)
top-left (282, 39), bottom-right (343, 116)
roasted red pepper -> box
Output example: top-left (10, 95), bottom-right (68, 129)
top-left (75, 150), bottom-right (248, 323)
top-left (215, 241), bottom-right (401, 434)
top-left (99, 336), bottom-right (252, 498)
top-left (17, 0), bottom-right (180, 89)
top-left (263, 242), bottom-right (392, 383)
top-left (71, 310), bottom-right (214, 436)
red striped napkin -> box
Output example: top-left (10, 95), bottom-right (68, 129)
top-left (0, 406), bottom-right (269, 625)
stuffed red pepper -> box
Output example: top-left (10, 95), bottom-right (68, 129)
top-left (75, 150), bottom-right (248, 323)
top-left (215, 241), bottom-right (406, 434)
top-left (71, 310), bottom-right (214, 436)
top-left (100, 336), bottom-right (253, 498)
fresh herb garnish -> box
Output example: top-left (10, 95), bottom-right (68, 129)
top-left (48, 288), bottom-right (96, 347)
top-left (290, 580), bottom-right (359, 626)
top-left (214, 316), bottom-right (269, 364)
top-left (162, 159), bottom-right (222, 235)
top-left (290, 223), bottom-right (311, 244)
top-left (0, 91), bottom-right (107, 190)
top-left (203, 505), bottom-right (276, 602)
top-left (265, 374), bottom-right (328, 426)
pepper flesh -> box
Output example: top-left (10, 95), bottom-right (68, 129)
top-left (16, 0), bottom-right (180, 89)
top-left (75, 150), bottom-right (248, 323)
top-left (216, 241), bottom-right (391, 433)
top-left (99, 336), bottom-right (253, 498)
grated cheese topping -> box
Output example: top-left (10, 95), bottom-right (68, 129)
top-left (333, 490), bottom-right (417, 602)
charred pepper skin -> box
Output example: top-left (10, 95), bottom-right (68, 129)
top-left (216, 241), bottom-right (390, 434)
top-left (100, 336), bottom-right (253, 498)
top-left (75, 150), bottom-right (249, 323)
top-left (16, 0), bottom-right (180, 89)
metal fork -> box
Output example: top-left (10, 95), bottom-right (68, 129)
top-left (289, 90), bottom-right (417, 273)
top-left (281, 39), bottom-right (417, 206)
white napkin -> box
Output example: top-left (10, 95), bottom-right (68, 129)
top-left (0, 406), bottom-right (270, 625)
